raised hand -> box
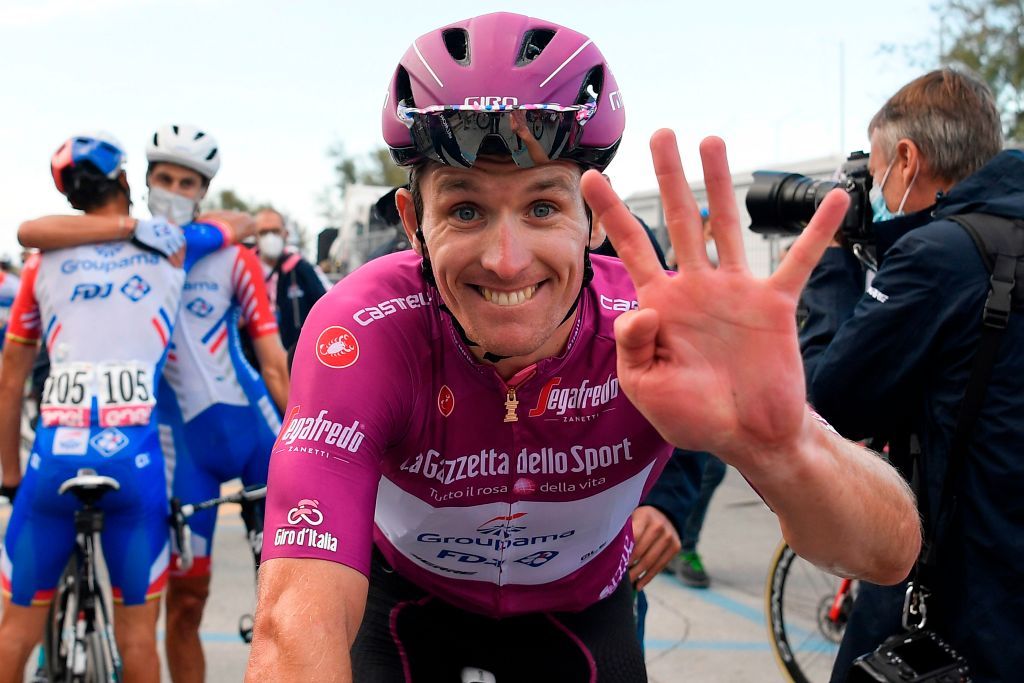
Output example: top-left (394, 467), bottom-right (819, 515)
top-left (580, 131), bottom-right (849, 473)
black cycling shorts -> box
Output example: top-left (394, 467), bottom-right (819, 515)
top-left (351, 547), bottom-right (647, 682)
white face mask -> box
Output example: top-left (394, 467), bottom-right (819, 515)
top-left (148, 186), bottom-right (198, 227)
top-left (258, 232), bottom-right (285, 260)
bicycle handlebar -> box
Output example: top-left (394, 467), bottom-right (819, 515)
top-left (168, 484), bottom-right (267, 573)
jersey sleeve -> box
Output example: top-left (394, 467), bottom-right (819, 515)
top-left (261, 264), bottom-right (418, 577)
top-left (182, 220), bottom-right (232, 271)
top-left (232, 247), bottom-right (278, 339)
top-left (5, 256), bottom-right (41, 347)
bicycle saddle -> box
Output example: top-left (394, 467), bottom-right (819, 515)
top-left (58, 468), bottom-right (120, 506)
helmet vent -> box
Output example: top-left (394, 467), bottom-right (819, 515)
top-left (152, 132), bottom-right (159, 146)
top-left (172, 125), bottom-right (180, 135)
top-left (205, 148), bottom-right (218, 161)
top-left (516, 29), bottom-right (556, 66)
top-left (394, 66), bottom-right (415, 107)
top-left (576, 66), bottom-right (604, 104)
top-left (442, 29), bottom-right (470, 65)
top-left (194, 131), bottom-right (206, 140)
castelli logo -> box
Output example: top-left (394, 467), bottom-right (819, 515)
top-left (316, 326), bottom-right (359, 369)
top-left (438, 385), bottom-right (454, 418)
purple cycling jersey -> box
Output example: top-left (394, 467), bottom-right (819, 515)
top-left (262, 251), bottom-right (674, 616)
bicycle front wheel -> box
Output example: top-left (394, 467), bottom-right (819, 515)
top-left (764, 541), bottom-right (853, 683)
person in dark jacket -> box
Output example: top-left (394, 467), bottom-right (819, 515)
top-left (255, 208), bottom-right (328, 353)
top-left (800, 68), bottom-right (1023, 683)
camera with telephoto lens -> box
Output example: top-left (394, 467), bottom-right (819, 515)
top-left (746, 151), bottom-right (873, 247)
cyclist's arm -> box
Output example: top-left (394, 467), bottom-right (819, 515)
top-left (234, 246), bottom-right (289, 411)
top-left (0, 260), bottom-right (41, 488)
top-left (250, 258), bottom-right (416, 674)
top-left (18, 214), bottom-right (135, 249)
top-left (248, 558), bottom-right (366, 682)
top-left (251, 335), bottom-right (288, 412)
top-left (197, 211), bottom-right (256, 242)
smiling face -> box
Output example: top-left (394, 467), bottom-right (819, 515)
top-left (398, 157), bottom-right (602, 368)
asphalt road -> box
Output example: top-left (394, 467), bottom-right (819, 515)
top-left (4, 467), bottom-right (841, 681)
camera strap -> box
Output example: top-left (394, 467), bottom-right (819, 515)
top-left (908, 213), bottom-right (1024, 624)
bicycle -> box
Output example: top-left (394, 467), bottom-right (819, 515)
top-left (168, 483), bottom-right (266, 643)
top-left (42, 468), bottom-right (124, 683)
top-left (765, 540), bottom-right (857, 683)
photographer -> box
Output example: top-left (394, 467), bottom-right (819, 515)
top-left (801, 68), bottom-right (1024, 682)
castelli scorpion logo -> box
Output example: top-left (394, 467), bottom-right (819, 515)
top-left (315, 325), bottom-right (360, 369)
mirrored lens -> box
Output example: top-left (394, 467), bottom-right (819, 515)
top-left (405, 107), bottom-right (584, 168)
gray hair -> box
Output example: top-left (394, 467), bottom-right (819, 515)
top-left (868, 68), bottom-right (1003, 183)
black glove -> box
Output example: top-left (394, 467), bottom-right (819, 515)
top-left (0, 483), bottom-right (18, 503)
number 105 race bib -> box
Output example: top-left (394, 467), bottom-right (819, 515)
top-left (41, 361), bottom-right (156, 428)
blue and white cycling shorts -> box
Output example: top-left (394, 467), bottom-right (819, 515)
top-left (1, 424), bottom-right (169, 606)
top-left (164, 402), bottom-right (275, 579)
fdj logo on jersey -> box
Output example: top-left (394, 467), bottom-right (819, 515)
top-left (120, 275), bottom-right (151, 302)
top-left (515, 550), bottom-right (559, 568)
top-left (70, 283), bottom-right (112, 302)
top-left (186, 297), bottom-right (215, 318)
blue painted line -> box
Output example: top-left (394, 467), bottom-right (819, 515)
top-left (659, 573), bottom-right (765, 626)
top-left (645, 638), bottom-right (770, 651)
top-left (158, 630), bottom-right (249, 645)
top-left (653, 574), bottom-right (837, 651)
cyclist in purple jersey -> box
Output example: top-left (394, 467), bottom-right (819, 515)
top-left (0, 132), bottom-right (243, 683)
top-left (249, 13), bottom-right (921, 682)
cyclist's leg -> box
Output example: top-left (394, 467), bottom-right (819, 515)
top-left (98, 430), bottom-right (169, 683)
top-left (239, 402), bottom-right (275, 569)
top-left (0, 598), bottom-right (48, 683)
top-left (165, 409), bottom-right (225, 683)
top-left (0, 439), bottom-right (76, 681)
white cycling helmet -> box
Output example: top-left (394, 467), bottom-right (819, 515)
top-left (146, 123), bottom-right (221, 180)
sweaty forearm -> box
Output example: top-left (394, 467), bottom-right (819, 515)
top-left (746, 412), bottom-right (921, 585)
top-left (253, 336), bottom-right (290, 413)
top-left (0, 374), bottom-right (26, 486)
top-left (246, 559), bottom-right (366, 681)
top-left (19, 215), bottom-right (134, 249)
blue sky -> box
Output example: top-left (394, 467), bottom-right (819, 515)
top-left (0, 0), bottom-right (938, 257)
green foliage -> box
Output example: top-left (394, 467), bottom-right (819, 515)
top-left (327, 143), bottom-right (408, 192)
top-left (203, 188), bottom-right (259, 212)
top-left (937, 0), bottom-right (1024, 140)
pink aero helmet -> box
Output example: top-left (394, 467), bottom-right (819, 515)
top-left (382, 12), bottom-right (625, 171)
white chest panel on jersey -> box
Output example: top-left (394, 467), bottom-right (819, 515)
top-left (163, 247), bottom-right (248, 422)
top-left (34, 243), bottom-right (185, 427)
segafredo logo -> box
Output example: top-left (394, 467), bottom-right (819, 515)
top-left (315, 326), bottom-right (359, 369)
top-left (528, 374), bottom-right (619, 418)
top-left (276, 408), bottom-right (365, 454)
